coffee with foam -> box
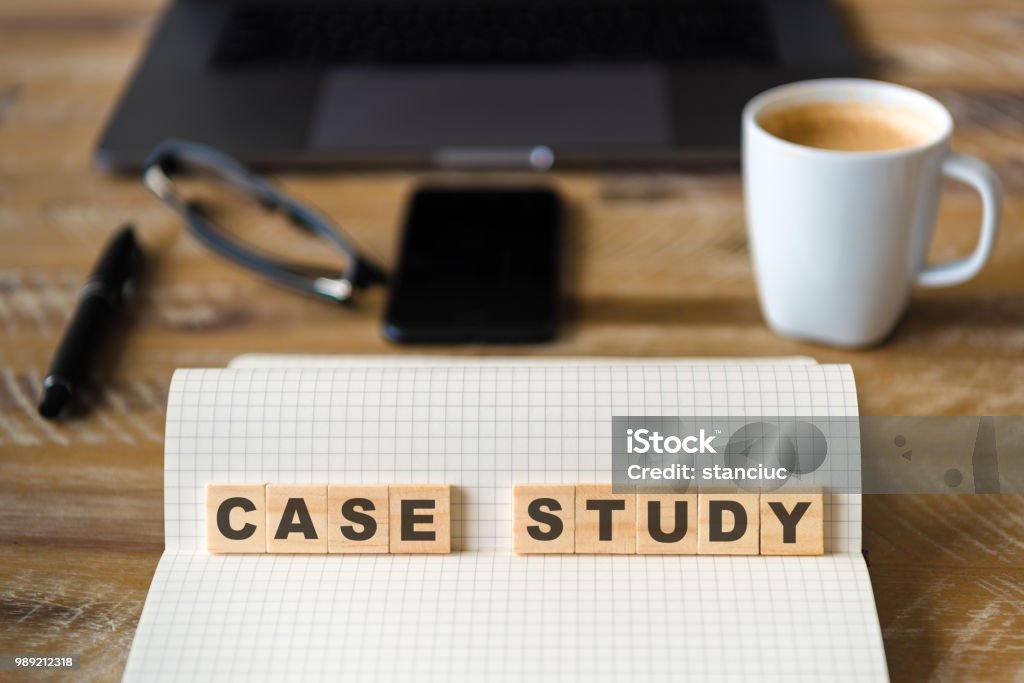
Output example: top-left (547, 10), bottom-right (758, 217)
top-left (758, 101), bottom-right (936, 152)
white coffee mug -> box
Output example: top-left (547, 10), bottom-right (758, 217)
top-left (743, 79), bottom-right (1003, 347)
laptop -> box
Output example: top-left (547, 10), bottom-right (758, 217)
top-left (96, 0), bottom-right (857, 171)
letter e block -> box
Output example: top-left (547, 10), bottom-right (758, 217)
top-left (637, 493), bottom-right (697, 555)
top-left (389, 484), bottom-right (451, 554)
top-left (760, 490), bottom-right (824, 555)
top-left (266, 484), bottom-right (328, 554)
top-left (575, 484), bottom-right (636, 554)
top-left (207, 483), bottom-right (267, 554)
top-left (698, 491), bottom-right (759, 555)
top-left (328, 485), bottom-right (389, 554)
top-left (513, 484), bottom-right (575, 554)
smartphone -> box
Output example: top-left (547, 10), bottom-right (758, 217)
top-left (384, 187), bottom-right (561, 343)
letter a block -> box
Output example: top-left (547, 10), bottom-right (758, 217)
top-left (575, 484), bottom-right (636, 554)
top-left (698, 491), bottom-right (759, 555)
top-left (637, 492), bottom-right (697, 555)
top-left (207, 483), bottom-right (267, 554)
top-left (328, 485), bottom-right (390, 554)
top-left (760, 490), bottom-right (824, 556)
top-left (266, 484), bottom-right (328, 553)
top-left (513, 484), bottom-right (575, 554)
top-left (389, 484), bottom-right (451, 554)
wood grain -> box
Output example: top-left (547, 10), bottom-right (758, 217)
top-left (1, 0), bottom-right (1023, 679)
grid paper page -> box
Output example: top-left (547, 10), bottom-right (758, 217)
top-left (123, 363), bottom-right (886, 682)
top-left (228, 354), bottom-right (819, 368)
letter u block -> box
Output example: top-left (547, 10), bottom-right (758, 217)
top-left (637, 492), bottom-right (697, 554)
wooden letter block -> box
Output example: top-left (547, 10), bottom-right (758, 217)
top-left (513, 484), bottom-right (575, 554)
top-left (207, 483), bottom-right (267, 554)
top-left (636, 492), bottom-right (697, 555)
top-left (328, 485), bottom-right (389, 554)
top-left (698, 491), bottom-right (759, 555)
top-left (575, 484), bottom-right (636, 554)
top-left (389, 484), bottom-right (451, 554)
top-left (760, 490), bottom-right (824, 556)
top-left (266, 484), bottom-right (328, 554)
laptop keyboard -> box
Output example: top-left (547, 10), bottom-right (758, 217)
top-left (212, 0), bottom-right (777, 68)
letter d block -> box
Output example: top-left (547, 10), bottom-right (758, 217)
top-left (389, 484), bottom-right (451, 554)
top-left (207, 483), bottom-right (267, 554)
top-left (266, 484), bottom-right (328, 554)
top-left (575, 484), bottom-right (636, 554)
top-left (513, 484), bottom-right (575, 554)
top-left (760, 490), bottom-right (824, 556)
top-left (328, 485), bottom-right (390, 554)
top-left (698, 491), bottom-right (759, 555)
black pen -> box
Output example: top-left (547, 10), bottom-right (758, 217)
top-left (39, 226), bottom-right (144, 418)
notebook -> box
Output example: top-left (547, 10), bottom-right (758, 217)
top-left (122, 358), bottom-right (888, 682)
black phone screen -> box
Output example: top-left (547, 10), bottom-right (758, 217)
top-left (384, 187), bottom-right (561, 343)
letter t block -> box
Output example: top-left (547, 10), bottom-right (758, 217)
top-left (575, 484), bottom-right (636, 554)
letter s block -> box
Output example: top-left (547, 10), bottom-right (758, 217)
top-left (389, 484), bottom-right (451, 554)
top-left (328, 485), bottom-right (389, 554)
top-left (513, 484), bottom-right (575, 554)
top-left (207, 483), bottom-right (267, 554)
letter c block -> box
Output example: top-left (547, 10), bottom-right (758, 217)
top-left (207, 483), bottom-right (267, 554)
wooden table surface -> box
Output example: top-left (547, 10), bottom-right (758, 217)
top-left (2, 0), bottom-right (1024, 680)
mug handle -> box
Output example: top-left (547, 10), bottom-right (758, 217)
top-left (917, 153), bottom-right (1003, 287)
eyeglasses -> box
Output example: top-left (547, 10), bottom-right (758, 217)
top-left (142, 140), bottom-right (386, 305)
